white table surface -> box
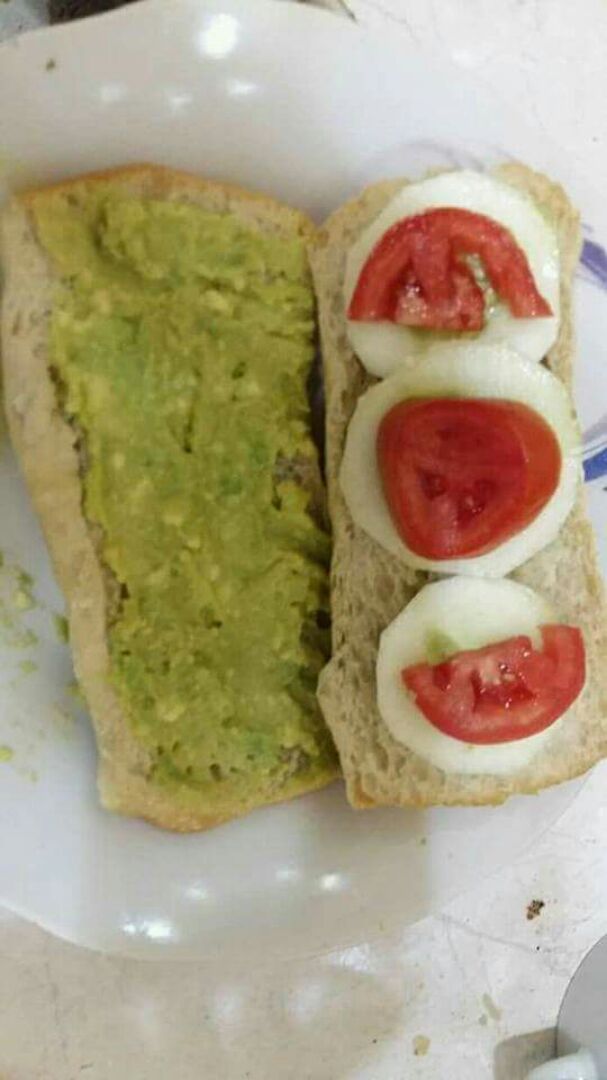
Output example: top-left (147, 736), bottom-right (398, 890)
top-left (1, 0), bottom-right (607, 1077)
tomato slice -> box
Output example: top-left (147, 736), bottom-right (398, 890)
top-left (402, 625), bottom-right (585, 744)
top-left (348, 208), bottom-right (552, 331)
top-left (377, 398), bottom-right (561, 559)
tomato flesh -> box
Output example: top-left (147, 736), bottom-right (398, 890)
top-left (402, 625), bottom-right (585, 744)
top-left (377, 398), bottom-right (561, 559)
top-left (348, 208), bottom-right (552, 331)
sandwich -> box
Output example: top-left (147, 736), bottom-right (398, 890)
top-left (0, 164), bottom-right (339, 830)
top-left (312, 163), bottom-right (607, 807)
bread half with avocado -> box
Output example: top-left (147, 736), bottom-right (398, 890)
top-left (1, 165), bottom-right (339, 831)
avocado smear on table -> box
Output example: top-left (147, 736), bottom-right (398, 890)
top-left (33, 186), bottom-right (338, 807)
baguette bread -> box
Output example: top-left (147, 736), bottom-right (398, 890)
top-left (1, 164), bottom-right (339, 831)
top-left (312, 163), bottom-right (607, 807)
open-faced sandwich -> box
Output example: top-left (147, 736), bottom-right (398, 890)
top-left (0, 166), bottom-right (339, 830)
top-left (313, 164), bottom-right (607, 807)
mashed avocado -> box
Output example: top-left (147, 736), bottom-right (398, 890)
top-left (33, 186), bottom-right (337, 806)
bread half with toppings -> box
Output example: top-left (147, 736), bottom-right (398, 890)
top-left (1, 164), bottom-right (339, 831)
top-left (313, 162), bottom-right (607, 807)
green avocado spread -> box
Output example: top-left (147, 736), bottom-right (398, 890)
top-left (33, 185), bottom-right (337, 808)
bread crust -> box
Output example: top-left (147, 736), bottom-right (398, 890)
top-left (1, 164), bottom-right (337, 831)
top-left (313, 163), bottom-right (607, 807)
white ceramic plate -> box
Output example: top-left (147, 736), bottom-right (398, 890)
top-left (0, 0), bottom-right (606, 963)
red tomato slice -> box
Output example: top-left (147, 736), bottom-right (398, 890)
top-left (401, 624), bottom-right (585, 744)
top-left (377, 398), bottom-right (561, 559)
top-left (348, 208), bottom-right (552, 331)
